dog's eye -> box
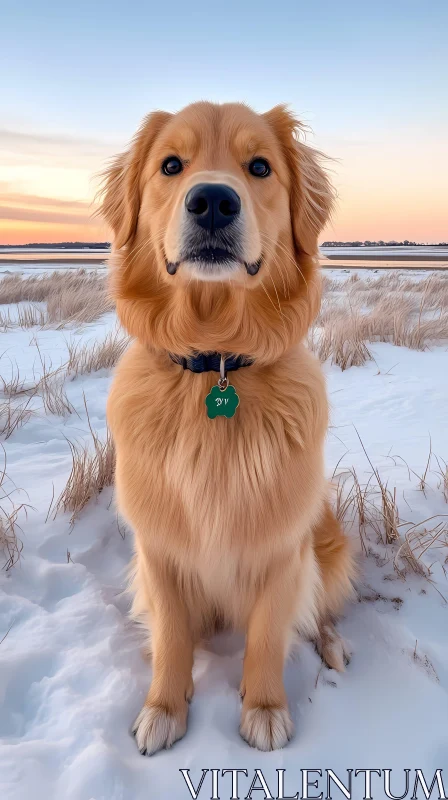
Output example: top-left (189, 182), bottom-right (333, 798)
top-left (248, 158), bottom-right (271, 178)
top-left (162, 156), bottom-right (183, 176)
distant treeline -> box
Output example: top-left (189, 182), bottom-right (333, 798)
top-left (321, 240), bottom-right (448, 247)
top-left (1, 240), bottom-right (447, 249)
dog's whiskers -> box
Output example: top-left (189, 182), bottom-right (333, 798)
top-left (259, 237), bottom-right (291, 298)
top-left (260, 232), bottom-right (309, 292)
top-left (259, 278), bottom-right (287, 332)
top-left (263, 263), bottom-right (287, 329)
top-left (127, 228), bottom-right (167, 269)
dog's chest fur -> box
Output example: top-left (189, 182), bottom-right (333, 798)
top-left (108, 342), bottom-right (327, 597)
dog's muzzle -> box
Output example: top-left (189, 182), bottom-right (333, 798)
top-left (165, 182), bottom-right (261, 277)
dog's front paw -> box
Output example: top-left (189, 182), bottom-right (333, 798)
top-left (240, 704), bottom-right (294, 751)
top-left (132, 701), bottom-right (188, 755)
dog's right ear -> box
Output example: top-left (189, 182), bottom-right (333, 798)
top-left (99, 111), bottom-right (172, 250)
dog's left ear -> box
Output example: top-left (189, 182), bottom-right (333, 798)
top-left (99, 111), bottom-right (172, 250)
top-left (263, 106), bottom-right (335, 256)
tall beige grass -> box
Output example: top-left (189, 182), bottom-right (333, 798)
top-left (0, 366), bottom-right (26, 397)
top-left (0, 271), bottom-right (112, 327)
top-left (0, 361), bottom-right (74, 428)
top-left (0, 271), bottom-right (129, 434)
top-left (311, 271), bottom-right (448, 369)
top-left (0, 394), bottom-right (36, 439)
top-left (0, 505), bottom-right (23, 570)
top-left (55, 398), bottom-right (115, 524)
top-left (67, 329), bottom-right (130, 376)
top-left (0, 448), bottom-right (26, 570)
top-left (0, 304), bottom-right (47, 330)
top-left (334, 434), bottom-right (448, 595)
top-left (309, 312), bottom-right (373, 369)
top-left (2, 269), bottom-right (447, 363)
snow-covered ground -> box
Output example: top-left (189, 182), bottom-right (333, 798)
top-left (1, 272), bottom-right (448, 800)
top-left (322, 246), bottom-right (448, 259)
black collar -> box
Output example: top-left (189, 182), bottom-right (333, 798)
top-left (169, 352), bottom-right (253, 373)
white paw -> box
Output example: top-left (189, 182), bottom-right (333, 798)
top-left (240, 705), bottom-right (294, 751)
top-left (132, 702), bottom-right (188, 755)
top-left (316, 624), bottom-right (352, 672)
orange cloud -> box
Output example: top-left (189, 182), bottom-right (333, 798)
top-left (0, 219), bottom-right (107, 245)
top-left (0, 128), bottom-right (115, 244)
top-left (1, 125), bottom-right (447, 245)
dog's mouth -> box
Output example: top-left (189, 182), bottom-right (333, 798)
top-left (166, 249), bottom-right (262, 277)
top-left (165, 220), bottom-right (262, 278)
top-left (184, 246), bottom-right (238, 264)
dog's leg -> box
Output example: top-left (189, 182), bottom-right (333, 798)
top-left (313, 501), bottom-right (356, 671)
top-left (239, 557), bottom-right (306, 752)
top-left (132, 561), bottom-right (194, 756)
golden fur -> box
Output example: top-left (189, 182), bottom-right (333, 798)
top-left (101, 102), bottom-right (356, 754)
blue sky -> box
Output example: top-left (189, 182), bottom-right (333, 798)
top-left (1, 0), bottom-right (447, 242)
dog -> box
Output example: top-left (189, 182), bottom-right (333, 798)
top-left (101, 102), bottom-right (356, 754)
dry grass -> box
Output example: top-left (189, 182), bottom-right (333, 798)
top-left (0, 304), bottom-right (46, 330)
top-left (46, 283), bottom-right (113, 327)
top-left (33, 344), bottom-right (75, 417)
top-left (38, 371), bottom-right (75, 417)
top-left (0, 394), bottom-right (36, 439)
top-left (55, 398), bottom-right (115, 524)
top-left (0, 448), bottom-right (26, 570)
top-left (0, 271), bottom-right (112, 328)
top-left (435, 457), bottom-right (448, 502)
top-left (336, 466), bottom-right (400, 550)
top-left (394, 523), bottom-right (448, 578)
top-left (17, 304), bottom-right (47, 329)
top-left (334, 467), bottom-right (373, 556)
top-left (0, 350), bottom-right (75, 424)
top-left (312, 270), bottom-right (448, 369)
top-left (0, 324), bottom-right (129, 429)
top-left (0, 363), bottom-right (27, 397)
top-left (0, 317), bottom-right (128, 440)
top-left (336, 466), bottom-right (448, 585)
top-left (0, 270), bottom-right (105, 304)
top-left (0, 505), bottom-right (24, 570)
top-left (67, 329), bottom-right (130, 376)
top-left (334, 433), bottom-right (448, 597)
top-left (309, 313), bottom-right (373, 369)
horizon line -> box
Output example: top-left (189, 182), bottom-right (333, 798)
top-left (1, 240), bottom-right (447, 249)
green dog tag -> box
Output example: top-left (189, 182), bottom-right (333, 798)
top-left (205, 384), bottom-right (239, 419)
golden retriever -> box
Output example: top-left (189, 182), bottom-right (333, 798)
top-left (101, 102), bottom-right (355, 754)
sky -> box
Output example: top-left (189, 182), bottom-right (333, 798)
top-left (1, 0), bottom-right (447, 245)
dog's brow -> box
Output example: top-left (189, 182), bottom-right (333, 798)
top-left (158, 127), bottom-right (199, 158)
top-left (232, 129), bottom-right (272, 159)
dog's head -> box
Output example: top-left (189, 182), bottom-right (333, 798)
top-left (101, 102), bottom-right (334, 361)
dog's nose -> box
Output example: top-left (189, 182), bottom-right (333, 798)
top-left (185, 183), bottom-right (241, 231)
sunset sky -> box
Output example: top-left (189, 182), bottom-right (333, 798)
top-left (1, 0), bottom-right (447, 245)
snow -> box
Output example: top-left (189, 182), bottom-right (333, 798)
top-left (321, 246), bottom-right (448, 258)
top-left (0, 262), bottom-right (107, 277)
top-left (323, 266), bottom-right (442, 283)
top-left (1, 275), bottom-right (448, 800)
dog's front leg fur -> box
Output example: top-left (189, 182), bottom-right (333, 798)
top-left (239, 555), bottom-right (307, 751)
top-left (132, 558), bottom-right (194, 755)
